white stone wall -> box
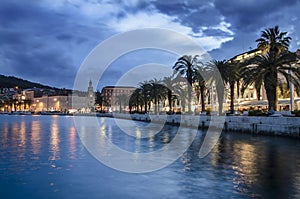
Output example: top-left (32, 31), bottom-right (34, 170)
top-left (109, 113), bottom-right (300, 137)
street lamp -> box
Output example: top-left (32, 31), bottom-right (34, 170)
top-left (289, 64), bottom-right (294, 112)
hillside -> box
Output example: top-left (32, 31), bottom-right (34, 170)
top-left (0, 74), bottom-right (57, 89)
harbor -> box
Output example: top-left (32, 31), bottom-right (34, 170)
top-left (1, 114), bottom-right (300, 198)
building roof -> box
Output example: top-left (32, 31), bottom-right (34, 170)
top-left (102, 86), bottom-right (136, 89)
top-left (230, 48), bottom-right (262, 62)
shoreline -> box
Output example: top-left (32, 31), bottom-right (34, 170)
top-left (2, 112), bottom-right (300, 138)
top-left (110, 113), bottom-right (300, 138)
top-left (72, 112), bottom-right (300, 138)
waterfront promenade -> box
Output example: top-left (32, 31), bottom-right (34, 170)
top-left (2, 111), bottom-right (300, 137)
top-left (108, 113), bottom-right (300, 138)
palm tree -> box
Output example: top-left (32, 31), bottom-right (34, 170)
top-left (254, 78), bottom-right (263, 101)
top-left (129, 88), bottom-right (143, 113)
top-left (139, 81), bottom-right (151, 113)
top-left (206, 60), bottom-right (239, 114)
top-left (115, 94), bottom-right (128, 113)
top-left (241, 51), bottom-right (299, 110)
top-left (193, 65), bottom-right (208, 113)
top-left (162, 76), bottom-right (173, 112)
top-left (149, 78), bottom-right (166, 114)
top-left (256, 26), bottom-right (291, 100)
top-left (173, 55), bottom-right (200, 113)
top-left (225, 61), bottom-right (239, 114)
top-left (256, 25), bottom-right (291, 55)
top-left (240, 26), bottom-right (298, 111)
top-left (162, 76), bottom-right (181, 112)
top-left (205, 60), bottom-right (227, 115)
top-left (175, 86), bottom-right (188, 113)
top-left (241, 78), bottom-right (263, 101)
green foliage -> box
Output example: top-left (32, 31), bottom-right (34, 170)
top-left (248, 109), bottom-right (267, 116)
top-left (240, 26), bottom-right (297, 111)
top-left (0, 74), bottom-right (55, 89)
top-left (173, 55), bottom-right (200, 113)
top-left (292, 110), bottom-right (300, 117)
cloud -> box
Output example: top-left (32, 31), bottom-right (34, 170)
top-left (214, 0), bottom-right (300, 31)
top-left (56, 33), bottom-right (73, 40)
top-left (109, 10), bottom-right (234, 51)
top-left (0, 0), bottom-right (111, 88)
top-left (203, 0), bottom-right (300, 60)
top-left (0, 0), bottom-right (299, 89)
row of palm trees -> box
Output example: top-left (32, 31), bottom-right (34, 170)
top-left (127, 58), bottom-right (233, 115)
top-left (128, 78), bottom-right (176, 114)
top-left (110, 26), bottom-right (300, 115)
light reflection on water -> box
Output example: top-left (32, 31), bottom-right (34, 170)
top-left (49, 116), bottom-right (60, 161)
top-left (69, 126), bottom-right (76, 160)
top-left (1, 115), bottom-right (300, 199)
top-left (31, 120), bottom-right (41, 155)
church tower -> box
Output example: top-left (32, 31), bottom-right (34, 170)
top-left (87, 80), bottom-right (95, 108)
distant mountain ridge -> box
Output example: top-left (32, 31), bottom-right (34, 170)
top-left (0, 74), bottom-right (58, 90)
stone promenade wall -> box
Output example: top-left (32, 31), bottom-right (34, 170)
top-left (110, 113), bottom-right (300, 138)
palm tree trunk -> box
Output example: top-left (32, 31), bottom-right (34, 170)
top-left (187, 83), bottom-right (192, 113)
top-left (129, 105), bottom-right (132, 113)
top-left (255, 84), bottom-right (261, 101)
top-left (264, 73), bottom-right (278, 111)
top-left (230, 83), bottom-right (235, 114)
top-left (195, 87), bottom-right (200, 105)
top-left (154, 98), bottom-right (158, 114)
top-left (265, 87), bottom-right (277, 111)
top-left (200, 85), bottom-right (205, 112)
top-left (168, 90), bottom-right (172, 112)
top-left (144, 99), bottom-right (147, 113)
top-left (217, 82), bottom-right (224, 115)
top-left (236, 80), bottom-right (240, 98)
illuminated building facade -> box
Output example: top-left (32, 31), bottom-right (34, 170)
top-left (101, 86), bottom-right (136, 111)
top-left (31, 81), bottom-right (95, 113)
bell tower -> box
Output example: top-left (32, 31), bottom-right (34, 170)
top-left (87, 80), bottom-right (95, 108)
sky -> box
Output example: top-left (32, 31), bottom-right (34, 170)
top-left (0, 0), bottom-right (300, 90)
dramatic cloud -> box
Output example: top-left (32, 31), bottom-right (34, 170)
top-left (210, 0), bottom-right (300, 59)
top-left (0, 0), bottom-right (299, 89)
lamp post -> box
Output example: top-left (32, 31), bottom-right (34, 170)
top-left (289, 65), bottom-right (294, 112)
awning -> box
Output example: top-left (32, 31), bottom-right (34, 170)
top-left (237, 98), bottom-right (300, 107)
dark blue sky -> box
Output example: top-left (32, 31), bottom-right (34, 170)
top-left (1, 0), bottom-right (300, 90)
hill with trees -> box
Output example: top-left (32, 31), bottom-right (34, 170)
top-left (0, 74), bottom-right (57, 89)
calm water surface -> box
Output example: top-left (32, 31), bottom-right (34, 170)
top-left (1, 115), bottom-right (300, 198)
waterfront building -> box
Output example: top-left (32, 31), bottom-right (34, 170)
top-left (32, 95), bottom-right (69, 112)
top-left (31, 80), bottom-right (95, 113)
top-left (69, 91), bottom-right (92, 112)
top-left (12, 90), bottom-right (34, 111)
top-left (228, 48), bottom-right (300, 111)
top-left (87, 80), bottom-right (95, 108)
top-left (229, 48), bottom-right (267, 105)
top-left (230, 48), bottom-right (263, 62)
top-left (101, 86), bottom-right (136, 112)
